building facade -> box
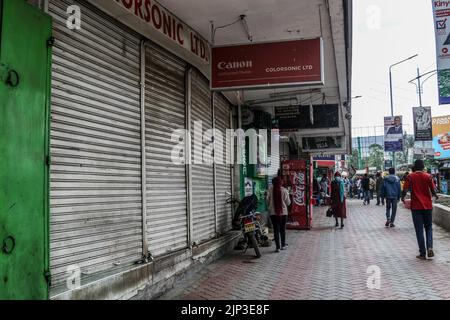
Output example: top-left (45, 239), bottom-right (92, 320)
top-left (1, 0), bottom-right (353, 300)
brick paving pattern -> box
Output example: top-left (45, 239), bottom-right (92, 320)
top-left (159, 199), bottom-right (450, 300)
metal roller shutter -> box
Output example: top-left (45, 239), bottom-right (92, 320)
top-left (145, 43), bottom-right (188, 257)
top-left (191, 70), bottom-right (216, 244)
top-left (269, 130), bottom-right (281, 177)
top-left (214, 94), bottom-right (233, 235)
top-left (48, 0), bottom-right (143, 288)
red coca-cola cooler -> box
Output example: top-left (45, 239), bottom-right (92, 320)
top-left (282, 159), bottom-right (313, 230)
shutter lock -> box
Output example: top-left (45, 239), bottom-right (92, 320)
top-left (2, 236), bottom-right (16, 254)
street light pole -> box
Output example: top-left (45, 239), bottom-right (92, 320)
top-left (388, 54), bottom-right (418, 170)
top-left (417, 67), bottom-right (423, 107)
top-left (409, 69), bottom-right (437, 107)
top-left (389, 68), bottom-right (394, 117)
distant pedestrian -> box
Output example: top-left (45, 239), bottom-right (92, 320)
top-left (375, 172), bottom-right (385, 206)
top-left (313, 177), bottom-right (321, 207)
top-left (356, 177), bottom-right (362, 199)
top-left (401, 160), bottom-right (439, 260)
top-left (330, 172), bottom-right (347, 228)
top-left (369, 175), bottom-right (376, 200)
top-left (381, 168), bottom-right (401, 228)
top-left (348, 178), bottom-right (354, 198)
top-left (401, 172), bottom-right (409, 191)
top-left (267, 177), bottom-right (291, 253)
top-left (320, 174), bottom-right (330, 196)
top-left (361, 174), bottom-right (371, 205)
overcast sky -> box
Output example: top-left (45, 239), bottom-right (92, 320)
top-left (352, 0), bottom-right (446, 136)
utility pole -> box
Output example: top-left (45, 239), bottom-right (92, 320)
top-left (389, 54), bottom-right (418, 170)
top-left (417, 67), bottom-right (423, 107)
top-left (357, 136), bottom-right (362, 169)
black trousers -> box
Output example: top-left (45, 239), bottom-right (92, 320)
top-left (270, 215), bottom-right (287, 249)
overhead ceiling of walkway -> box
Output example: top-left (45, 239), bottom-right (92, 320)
top-left (159, 0), bottom-right (323, 46)
top-left (158, 0), bottom-right (351, 106)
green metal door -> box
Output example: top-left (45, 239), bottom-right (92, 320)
top-left (0, 0), bottom-right (52, 299)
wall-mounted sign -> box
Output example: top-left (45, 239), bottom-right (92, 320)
top-left (211, 38), bottom-right (324, 91)
top-left (244, 178), bottom-right (254, 196)
top-left (302, 136), bottom-right (342, 151)
top-left (111, 0), bottom-right (210, 63)
top-left (275, 104), bottom-right (339, 131)
top-left (413, 107), bottom-right (433, 141)
top-left (384, 160), bottom-right (393, 170)
top-left (241, 108), bottom-right (254, 127)
top-left (413, 148), bottom-right (435, 160)
top-left (432, 1), bottom-right (450, 104)
top-left (384, 116), bottom-right (403, 152)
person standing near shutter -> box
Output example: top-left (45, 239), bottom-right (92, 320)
top-left (331, 172), bottom-right (347, 229)
top-left (401, 160), bottom-right (439, 260)
top-left (266, 177), bottom-right (291, 253)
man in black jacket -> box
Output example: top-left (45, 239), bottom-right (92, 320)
top-left (375, 172), bottom-right (385, 206)
top-left (362, 174), bottom-right (371, 205)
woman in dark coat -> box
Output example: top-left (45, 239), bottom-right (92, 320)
top-left (331, 172), bottom-right (347, 228)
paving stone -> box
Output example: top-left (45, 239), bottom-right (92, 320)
top-left (158, 200), bottom-right (450, 300)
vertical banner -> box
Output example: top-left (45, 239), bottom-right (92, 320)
top-left (413, 107), bottom-right (433, 141)
top-left (384, 116), bottom-right (404, 152)
top-left (432, 115), bottom-right (450, 159)
top-left (432, 1), bottom-right (450, 104)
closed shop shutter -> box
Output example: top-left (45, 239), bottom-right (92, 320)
top-left (214, 94), bottom-right (233, 234)
top-left (191, 70), bottom-right (216, 244)
top-left (48, 0), bottom-right (143, 288)
top-left (269, 131), bottom-right (281, 177)
top-left (145, 43), bottom-right (188, 257)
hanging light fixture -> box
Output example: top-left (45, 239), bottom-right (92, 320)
top-left (240, 15), bottom-right (253, 42)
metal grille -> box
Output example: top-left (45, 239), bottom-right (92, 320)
top-left (49, 0), bottom-right (143, 288)
top-left (145, 43), bottom-right (188, 257)
top-left (191, 70), bottom-right (215, 244)
top-left (214, 94), bottom-right (233, 235)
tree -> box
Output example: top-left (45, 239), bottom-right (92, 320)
top-left (368, 144), bottom-right (384, 170)
top-left (395, 132), bottom-right (415, 167)
top-left (348, 148), bottom-right (360, 169)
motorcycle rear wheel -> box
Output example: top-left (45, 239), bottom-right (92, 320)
top-left (249, 234), bottom-right (261, 258)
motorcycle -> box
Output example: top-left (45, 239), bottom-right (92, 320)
top-left (226, 193), bottom-right (271, 258)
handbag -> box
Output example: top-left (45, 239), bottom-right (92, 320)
top-left (326, 207), bottom-right (334, 217)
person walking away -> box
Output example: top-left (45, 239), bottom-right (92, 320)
top-left (356, 177), bottom-right (362, 199)
top-left (312, 177), bottom-right (321, 207)
top-left (266, 177), bottom-right (291, 253)
top-left (381, 168), bottom-right (401, 227)
top-left (401, 160), bottom-right (439, 260)
top-left (348, 178), bottom-right (354, 198)
top-left (376, 172), bottom-right (385, 206)
top-left (331, 172), bottom-right (347, 228)
top-left (361, 174), bottom-right (371, 205)
top-left (400, 172), bottom-right (409, 192)
top-left (369, 175), bottom-right (376, 200)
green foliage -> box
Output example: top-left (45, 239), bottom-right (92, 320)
top-left (395, 132), bottom-right (415, 167)
top-left (348, 148), bottom-right (360, 169)
top-left (368, 144), bottom-right (384, 170)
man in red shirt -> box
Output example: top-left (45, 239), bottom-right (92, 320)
top-left (401, 160), bottom-right (439, 260)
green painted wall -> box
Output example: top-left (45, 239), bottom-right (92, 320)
top-left (0, 0), bottom-right (52, 299)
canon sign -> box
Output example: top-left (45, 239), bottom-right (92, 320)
top-left (211, 38), bottom-right (323, 91)
top-left (217, 61), bottom-right (253, 70)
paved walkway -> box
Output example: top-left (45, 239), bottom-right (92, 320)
top-left (159, 199), bottom-right (450, 300)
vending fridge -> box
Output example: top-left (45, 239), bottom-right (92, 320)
top-left (282, 159), bottom-right (313, 230)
